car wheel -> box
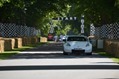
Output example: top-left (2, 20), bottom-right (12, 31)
top-left (86, 52), bottom-right (92, 55)
top-left (63, 51), bottom-right (68, 55)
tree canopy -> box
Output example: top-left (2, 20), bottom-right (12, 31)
top-left (0, 0), bottom-right (119, 35)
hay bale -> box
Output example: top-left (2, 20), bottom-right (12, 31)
top-left (3, 38), bottom-right (15, 51)
top-left (114, 41), bottom-right (119, 57)
top-left (15, 38), bottom-right (22, 48)
top-left (27, 37), bottom-right (32, 45)
top-left (21, 37), bottom-right (25, 46)
top-left (111, 42), bottom-right (117, 56)
top-left (104, 40), bottom-right (119, 57)
top-left (104, 40), bottom-right (111, 53)
top-left (0, 39), bottom-right (4, 53)
top-left (22, 37), bottom-right (27, 46)
top-left (110, 40), bottom-right (119, 57)
top-left (31, 37), bottom-right (38, 44)
top-left (22, 37), bottom-right (33, 46)
top-left (40, 37), bottom-right (47, 43)
top-left (117, 42), bottom-right (119, 57)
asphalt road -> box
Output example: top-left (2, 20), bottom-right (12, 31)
top-left (0, 42), bottom-right (119, 79)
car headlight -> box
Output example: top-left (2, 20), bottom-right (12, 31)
top-left (66, 43), bottom-right (71, 46)
top-left (86, 43), bottom-right (90, 47)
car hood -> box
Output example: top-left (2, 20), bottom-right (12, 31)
top-left (67, 41), bottom-right (88, 48)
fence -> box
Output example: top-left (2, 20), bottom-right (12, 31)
top-left (1, 22), bottom-right (119, 39)
top-left (0, 23), bottom-right (40, 37)
top-left (94, 22), bottom-right (119, 40)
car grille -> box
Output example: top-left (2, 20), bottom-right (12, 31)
top-left (72, 49), bottom-right (85, 55)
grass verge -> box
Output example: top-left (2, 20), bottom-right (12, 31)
top-left (93, 48), bottom-right (119, 64)
top-left (0, 42), bottom-right (47, 60)
top-left (99, 52), bottom-right (119, 64)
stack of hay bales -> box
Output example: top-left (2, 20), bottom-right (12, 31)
top-left (0, 36), bottom-right (39, 52)
top-left (0, 37), bottom-right (4, 53)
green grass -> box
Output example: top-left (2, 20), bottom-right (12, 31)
top-left (93, 48), bottom-right (119, 64)
top-left (99, 52), bottom-right (119, 64)
top-left (0, 42), bottom-right (48, 60)
top-left (0, 52), bottom-right (17, 59)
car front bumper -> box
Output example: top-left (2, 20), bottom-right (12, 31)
top-left (63, 46), bottom-right (92, 54)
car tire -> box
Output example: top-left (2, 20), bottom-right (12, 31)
top-left (86, 52), bottom-right (92, 55)
top-left (63, 51), bottom-right (68, 55)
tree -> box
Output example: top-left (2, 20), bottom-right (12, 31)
top-left (0, 0), bottom-right (119, 36)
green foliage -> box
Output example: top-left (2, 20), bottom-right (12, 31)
top-left (0, 0), bottom-right (119, 36)
top-left (0, 0), bottom-right (10, 7)
top-left (72, 0), bottom-right (119, 26)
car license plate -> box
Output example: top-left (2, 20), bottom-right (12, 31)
top-left (74, 48), bottom-right (82, 50)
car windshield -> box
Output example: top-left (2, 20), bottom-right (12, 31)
top-left (67, 37), bottom-right (87, 41)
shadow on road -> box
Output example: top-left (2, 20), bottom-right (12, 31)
top-left (8, 52), bottom-right (109, 59)
top-left (27, 43), bottom-right (63, 51)
top-left (0, 65), bottom-right (119, 71)
top-left (8, 43), bottom-right (109, 59)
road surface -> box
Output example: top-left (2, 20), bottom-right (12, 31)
top-left (0, 42), bottom-right (119, 79)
